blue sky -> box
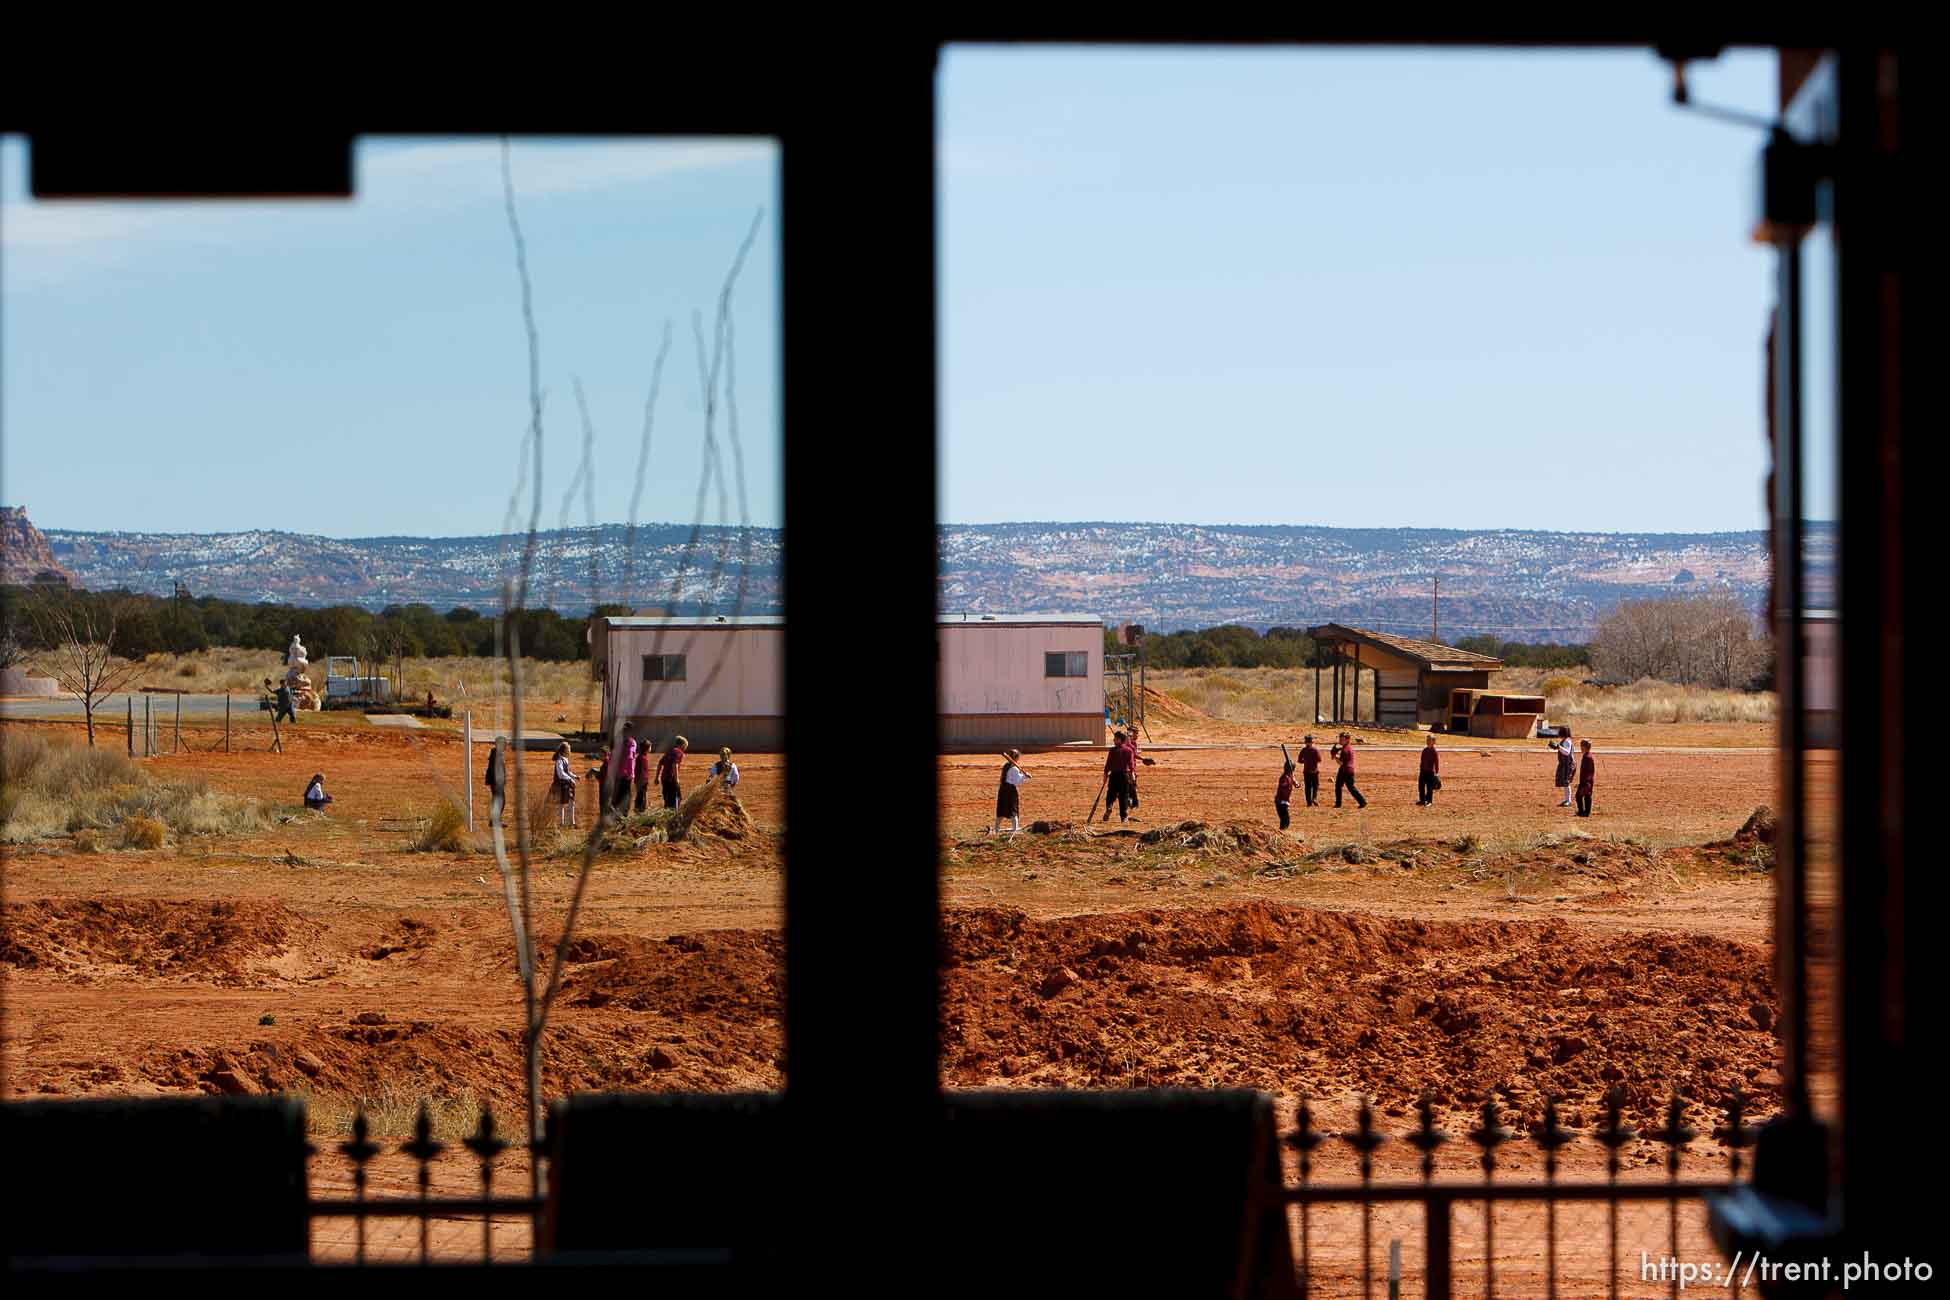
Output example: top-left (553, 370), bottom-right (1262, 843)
top-left (6, 48), bottom-right (1780, 539)
top-left (1, 138), bottom-right (782, 538)
top-left (940, 46), bottom-right (1781, 532)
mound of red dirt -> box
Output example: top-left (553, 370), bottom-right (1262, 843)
top-left (559, 928), bottom-right (783, 1017)
top-left (0, 898), bottom-right (315, 984)
top-left (1139, 686), bottom-right (1212, 725)
top-left (935, 902), bottom-right (1779, 1129)
top-left (359, 916), bottom-right (438, 962)
top-left (83, 903), bottom-right (1776, 1138)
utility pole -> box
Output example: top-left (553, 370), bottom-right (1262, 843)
top-left (1432, 576), bottom-right (1440, 643)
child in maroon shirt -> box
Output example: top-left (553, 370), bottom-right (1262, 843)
top-left (633, 737), bottom-right (655, 813)
top-left (1297, 735), bottom-right (1323, 806)
top-left (1576, 740), bottom-right (1596, 817)
top-left (656, 735), bottom-right (687, 810)
top-left (1275, 762), bottom-right (1296, 830)
top-left (1332, 732), bottom-right (1367, 809)
top-left (1417, 735), bottom-right (1440, 805)
top-left (1101, 731), bottom-right (1136, 823)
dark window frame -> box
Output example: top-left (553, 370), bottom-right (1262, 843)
top-left (641, 653), bottom-right (687, 683)
top-left (13, 31), bottom-right (1910, 1272)
top-left (1044, 650), bottom-right (1088, 678)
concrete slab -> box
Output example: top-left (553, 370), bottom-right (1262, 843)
top-left (365, 714), bottom-right (426, 729)
top-left (476, 730), bottom-right (566, 751)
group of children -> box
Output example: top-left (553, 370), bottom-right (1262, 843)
top-left (548, 729), bottom-right (742, 828)
top-left (1276, 730), bottom-right (1596, 822)
top-left (1273, 732), bottom-right (1368, 827)
top-left (990, 725), bottom-right (1602, 836)
top-left (1549, 732), bottom-right (1599, 817)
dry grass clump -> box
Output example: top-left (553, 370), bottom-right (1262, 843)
top-left (1151, 667), bottom-right (1366, 725)
top-left (130, 647), bottom-right (286, 694)
top-left (393, 655), bottom-right (593, 716)
top-left (0, 727), bottom-right (267, 846)
top-left (302, 1086), bottom-right (491, 1141)
top-left (119, 815), bottom-right (167, 849)
top-left (1553, 679), bottom-right (1775, 725)
top-left (412, 798), bottom-right (468, 852)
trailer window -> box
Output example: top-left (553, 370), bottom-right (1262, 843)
top-left (1044, 651), bottom-right (1088, 678)
top-left (643, 654), bottom-right (687, 682)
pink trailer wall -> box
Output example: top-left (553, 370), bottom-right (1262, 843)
top-left (937, 620), bottom-right (1102, 738)
top-left (602, 622), bottom-right (784, 744)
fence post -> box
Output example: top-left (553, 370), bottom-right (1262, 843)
top-left (1425, 1190), bottom-right (1452, 1300)
top-left (175, 692), bottom-right (182, 753)
top-left (225, 694), bottom-right (231, 753)
top-left (465, 710), bottom-right (474, 832)
top-left (144, 694), bottom-right (152, 758)
top-left (127, 696), bottom-right (134, 756)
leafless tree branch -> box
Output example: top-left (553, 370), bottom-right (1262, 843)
top-left (25, 592), bottom-right (146, 746)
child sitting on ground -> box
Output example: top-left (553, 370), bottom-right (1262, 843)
top-left (303, 773), bottom-right (333, 811)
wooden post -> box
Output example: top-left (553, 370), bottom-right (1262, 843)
top-left (174, 692), bottom-right (181, 753)
top-left (127, 696), bottom-right (134, 756)
top-left (465, 710), bottom-right (475, 832)
top-left (225, 694), bottom-right (231, 753)
top-left (1354, 644), bottom-right (1363, 725)
top-left (144, 694), bottom-right (152, 758)
top-left (1314, 660), bottom-right (1321, 725)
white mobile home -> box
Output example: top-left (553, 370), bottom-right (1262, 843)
top-left (593, 612), bottom-right (1105, 751)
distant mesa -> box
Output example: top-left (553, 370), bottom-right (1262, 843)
top-left (22, 517), bottom-right (1778, 642)
top-left (0, 507), bottom-right (75, 588)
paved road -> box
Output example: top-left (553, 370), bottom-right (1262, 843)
top-left (1, 692), bottom-right (245, 720)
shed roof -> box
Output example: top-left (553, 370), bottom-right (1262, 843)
top-left (1306, 624), bottom-right (1503, 670)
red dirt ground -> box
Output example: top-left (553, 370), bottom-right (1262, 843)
top-left (1, 703), bottom-right (1795, 1283)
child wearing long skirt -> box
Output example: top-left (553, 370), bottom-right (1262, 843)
top-left (1552, 733), bottom-right (1575, 807)
top-left (993, 749), bottom-right (1029, 834)
top-left (554, 741), bottom-right (579, 827)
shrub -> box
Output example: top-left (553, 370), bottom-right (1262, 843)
top-left (0, 727), bottom-right (262, 843)
top-left (72, 828), bottom-right (100, 853)
top-left (1540, 674), bottom-right (1578, 696)
top-left (413, 798), bottom-right (468, 852)
top-left (120, 815), bottom-right (166, 849)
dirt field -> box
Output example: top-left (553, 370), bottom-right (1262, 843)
top-left (1, 691), bottom-right (1791, 1284)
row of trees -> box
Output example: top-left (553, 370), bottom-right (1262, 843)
top-left (1590, 591), bottom-right (1772, 689)
top-left (0, 585), bottom-right (604, 665)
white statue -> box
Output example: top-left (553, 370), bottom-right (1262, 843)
top-left (287, 635), bottom-right (308, 669)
